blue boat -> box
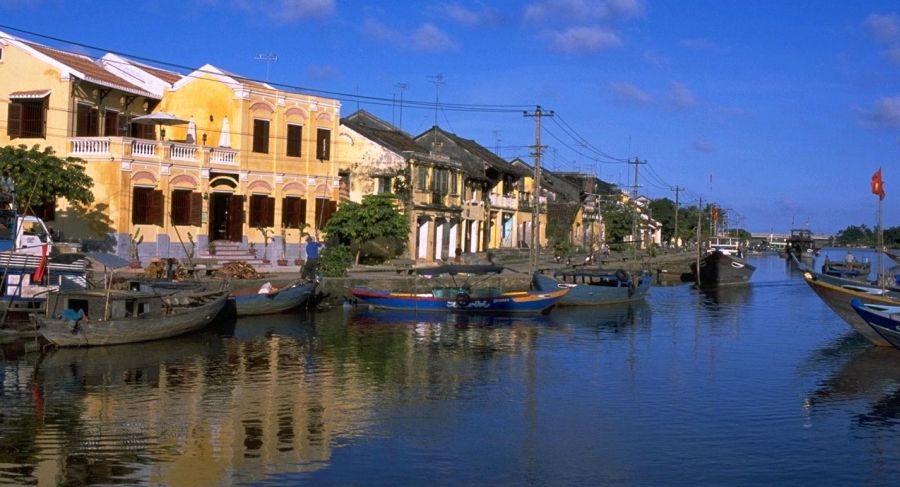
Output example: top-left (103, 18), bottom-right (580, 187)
top-left (349, 264), bottom-right (568, 313)
top-left (850, 298), bottom-right (900, 350)
top-left (532, 269), bottom-right (652, 306)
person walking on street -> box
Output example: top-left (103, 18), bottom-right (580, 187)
top-left (302, 236), bottom-right (322, 280)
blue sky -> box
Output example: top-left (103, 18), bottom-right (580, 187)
top-left (1, 0), bottom-right (898, 234)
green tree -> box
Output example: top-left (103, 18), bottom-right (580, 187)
top-left (600, 199), bottom-right (632, 246)
top-left (0, 144), bottom-right (94, 208)
top-left (323, 193), bottom-right (409, 264)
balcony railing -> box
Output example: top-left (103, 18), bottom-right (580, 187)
top-left (68, 136), bottom-right (238, 166)
top-left (490, 193), bottom-right (517, 209)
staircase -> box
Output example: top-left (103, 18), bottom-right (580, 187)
top-left (198, 241), bottom-right (265, 266)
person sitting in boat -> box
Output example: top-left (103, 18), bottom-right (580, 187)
top-left (845, 252), bottom-right (855, 264)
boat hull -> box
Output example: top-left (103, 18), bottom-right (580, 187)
top-left (232, 280), bottom-right (317, 316)
top-left (802, 271), bottom-right (898, 346)
top-left (690, 251), bottom-right (755, 288)
top-left (350, 287), bottom-right (568, 313)
top-left (850, 299), bottom-right (900, 349)
top-left (35, 289), bottom-right (229, 347)
top-left (532, 271), bottom-right (652, 306)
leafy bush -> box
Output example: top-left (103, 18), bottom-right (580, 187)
top-left (318, 244), bottom-right (352, 277)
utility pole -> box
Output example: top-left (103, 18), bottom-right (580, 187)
top-left (672, 186), bottom-right (684, 248)
top-left (524, 106), bottom-right (554, 271)
top-left (254, 53), bottom-right (278, 82)
top-left (628, 157), bottom-right (646, 248)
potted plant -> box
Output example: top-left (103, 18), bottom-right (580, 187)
top-left (207, 241), bottom-right (216, 256)
top-left (257, 226), bottom-right (273, 264)
top-left (248, 242), bottom-right (256, 257)
top-left (129, 228), bottom-right (143, 268)
top-left (277, 228), bottom-right (289, 266)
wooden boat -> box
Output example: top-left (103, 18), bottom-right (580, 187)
top-left (690, 250), bottom-right (755, 288)
top-left (850, 299), bottom-right (900, 350)
top-left (532, 269), bottom-right (652, 306)
top-left (34, 281), bottom-right (229, 347)
top-left (785, 228), bottom-right (817, 263)
top-left (231, 279), bottom-right (318, 316)
top-left (349, 264), bottom-right (569, 313)
top-left (802, 271), bottom-right (900, 347)
top-left (822, 255), bottom-right (871, 281)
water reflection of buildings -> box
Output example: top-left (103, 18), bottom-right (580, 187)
top-left (20, 324), bottom-right (367, 486)
top-left (1, 310), bottom-right (563, 486)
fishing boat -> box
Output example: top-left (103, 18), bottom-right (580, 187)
top-left (230, 279), bottom-right (318, 316)
top-left (850, 299), bottom-right (900, 350)
top-left (690, 250), bottom-right (755, 288)
top-left (802, 271), bottom-right (900, 347)
top-left (822, 254), bottom-right (871, 281)
top-left (349, 264), bottom-right (568, 313)
top-left (532, 269), bottom-right (652, 306)
top-left (34, 281), bottom-right (229, 347)
top-left (785, 228), bottom-right (818, 264)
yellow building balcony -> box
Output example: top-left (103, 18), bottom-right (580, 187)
top-left (68, 137), bottom-right (238, 167)
top-left (490, 193), bottom-right (518, 210)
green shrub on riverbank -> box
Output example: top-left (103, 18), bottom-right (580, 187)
top-left (319, 244), bottom-right (352, 277)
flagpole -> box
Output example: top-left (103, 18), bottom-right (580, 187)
top-left (879, 196), bottom-right (884, 291)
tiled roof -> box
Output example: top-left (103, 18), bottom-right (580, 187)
top-left (342, 110), bottom-right (427, 155)
top-left (9, 89), bottom-right (51, 98)
top-left (23, 41), bottom-right (157, 98)
top-left (430, 127), bottom-right (531, 179)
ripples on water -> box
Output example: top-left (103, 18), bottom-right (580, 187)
top-left (1, 253), bottom-right (900, 485)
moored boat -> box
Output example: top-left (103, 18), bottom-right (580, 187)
top-left (34, 281), bottom-right (229, 347)
top-left (690, 250), bottom-right (755, 288)
top-left (349, 264), bottom-right (568, 313)
top-left (231, 279), bottom-right (318, 316)
top-left (822, 254), bottom-right (871, 281)
top-left (532, 269), bottom-right (652, 306)
top-left (850, 299), bottom-right (900, 350)
top-left (802, 271), bottom-right (900, 346)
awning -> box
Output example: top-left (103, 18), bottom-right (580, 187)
top-left (9, 89), bottom-right (50, 99)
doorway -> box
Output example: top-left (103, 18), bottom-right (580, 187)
top-left (209, 193), bottom-right (244, 242)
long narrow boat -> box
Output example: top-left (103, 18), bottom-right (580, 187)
top-left (850, 299), bottom-right (900, 349)
top-left (34, 281), bottom-right (229, 347)
top-left (690, 250), bottom-right (755, 288)
top-left (532, 269), bottom-right (652, 306)
top-left (231, 279), bottom-right (318, 316)
top-left (349, 264), bottom-right (568, 313)
top-left (802, 271), bottom-right (900, 346)
top-left (822, 255), bottom-right (871, 281)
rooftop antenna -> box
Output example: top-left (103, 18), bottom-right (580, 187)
top-left (427, 73), bottom-right (444, 127)
top-left (493, 129), bottom-right (502, 156)
top-left (254, 53), bottom-right (278, 82)
top-left (395, 82), bottom-right (408, 130)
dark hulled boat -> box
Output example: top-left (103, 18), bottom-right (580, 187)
top-left (690, 250), bottom-right (755, 288)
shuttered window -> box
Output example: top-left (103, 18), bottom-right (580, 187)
top-left (132, 187), bottom-right (164, 225)
top-left (253, 119), bottom-right (270, 153)
top-left (314, 198), bottom-right (337, 229)
top-left (316, 128), bottom-right (330, 160)
top-left (249, 194), bottom-right (275, 227)
top-left (286, 124), bottom-right (302, 157)
top-left (7, 98), bottom-right (47, 139)
top-left (76, 103), bottom-right (99, 137)
top-left (282, 196), bottom-right (307, 228)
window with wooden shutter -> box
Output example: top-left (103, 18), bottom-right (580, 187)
top-left (249, 194), bottom-right (275, 227)
top-left (76, 103), bottom-right (99, 137)
top-left (316, 128), bottom-right (330, 160)
top-left (190, 192), bottom-right (202, 226)
top-left (282, 196), bottom-right (307, 228)
top-left (132, 187), bottom-right (154, 224)
top-left (286, 124), bottom-right (302, 157)
top-left (315, 198), bottom-right (337, 229)
top-left (151, 190), bottom-right (164, 226)
top-left (7, 103), bottom-right (21, 138)
top-left (171, 189), bottom-right (192, 225)
top-left (253, 119), bottom-right (270, 153)
top-left (104, 110), bottom-right (120, 136)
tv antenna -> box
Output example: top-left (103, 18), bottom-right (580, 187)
top-left (427, 73), bottom-right (444, 127)
top-left (254, 53), bottom-right (278, 81)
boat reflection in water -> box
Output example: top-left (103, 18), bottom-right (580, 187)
top-left (547, 301), bottom-right (652, 333)
top-left (804, 334), bottom-right (900, 427)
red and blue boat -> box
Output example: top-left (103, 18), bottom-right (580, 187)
top-left (349, 264), bottom-right (568, 314)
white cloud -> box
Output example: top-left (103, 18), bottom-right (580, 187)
top-left (524, 0), bottom-right (644, 23)
top-left (643, 50), bottom-right (670, 69)
top-left (667, 81), bottom-right (696, 109)
top-left (306, 64), bottom-right (339, 81)
top-left (692, 137), bottom-right (715, 153)
top-left (679, 38), bottom-right (719, 51)
top-left (362, 19), bottom-right (457, 52)
top-left (546, 26), bottom-right (621, 53)
top-left (413, 23), bottom-right (457, 51)
top-left (609, 81), bottom-right (654, 105)
top-left (233, 0), bottom-right (334, 22)
top-left (439, 3), bottom-right (501, 25)
top-left (864, 96), bottom-right (900, 129)
top-left (866, 12), bottom-right (900, 44)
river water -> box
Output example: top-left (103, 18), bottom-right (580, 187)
top-left (1, 251), bottom-right (899, 486)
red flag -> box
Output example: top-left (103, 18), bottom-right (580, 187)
top-left (871, 168), bottom-right (885, 200)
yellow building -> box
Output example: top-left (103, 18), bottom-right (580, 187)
top-left (0, 31), bottom-right (341, 262)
